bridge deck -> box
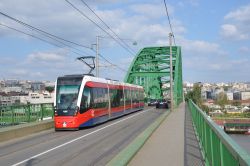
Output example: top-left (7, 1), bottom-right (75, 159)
top-left (129, 103), bottom-right (204, 166)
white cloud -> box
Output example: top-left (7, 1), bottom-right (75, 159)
top-left (0, 0), bottom-right (99, 45)
top-left (1, 0), bottom-right (249, 82)
top-left (187, 0), bottom-right (199, 7)
top-left (130, 3), bottom-right (173, 19)
top-left (239, 46), bottom-right (250, 54)
top-left (27, 50), bottom-right (68, 62)
top-left (221, 4), bottom-right (250, 41)
top-left (0, 0), bottom-right (186, 48)
top-left (220, 24), bottom-right (248, 40)
top-left (9, 69), bottom-right (46, 79)
top-left (30, 72), bottom-right (45, 77)
top-left (179, 38), bottom-right (226, 56)
top-left (0, 57), bottom-right (16, 64)
top-left (224, 5), bottom-right (250, 22)
top-left (10, 69), bottom-right (29, 76)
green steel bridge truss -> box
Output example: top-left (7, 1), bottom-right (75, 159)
top-left (124, 46), bottom-right (183, 107)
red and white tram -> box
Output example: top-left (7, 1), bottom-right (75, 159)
top-left (54, 75), bottom-right (144, 130)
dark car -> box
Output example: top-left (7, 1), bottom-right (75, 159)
top-left (148, 99), bottom-right (158, 106)
top-left (156, 99), bottom-right (169, 109)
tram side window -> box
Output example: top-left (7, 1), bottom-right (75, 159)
top-left (132, 90), bottom-right (136, 103)
top-left (80, 87), bottom-right (91, 113)
top-left (110, 89), bottom-right (117, 107)
top-left (119, 89), bottom-right (124, 106)
top-left (132, 90), bottom-right (140, 104)
top-left (92, 87), bottom-right (108, 108)
top-left (140, 91), bottom-right (144, 102)
top-left (136, 90), bottom-right (140, 103)
top-left (130, 90), bottom-right (133, 103)
top-left (99, 88), bottom-right (108, 108)
top-left (134, 90), bottom-right (137, 103)
top-left (124, 89), bottom-right (129, 105)
top-left (126, 89), bottom-right (130, 105)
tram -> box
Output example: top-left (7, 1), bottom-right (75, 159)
top-left (54, 75), bottom-right (144, 130)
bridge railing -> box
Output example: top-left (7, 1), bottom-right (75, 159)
top-left (0, 103), bottom-right (54, 128)
top-left (188, 100), bottom-right (250, 166)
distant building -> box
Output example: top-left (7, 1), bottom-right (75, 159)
top-left (20, 81), bottom-right (32, 92)
top-left (20, 92), bottom-right (54, 104)
top-left (216, 82), bottom-right (228, 87)
top-left (226, 109), bottom-right (242, 114)
top-left (241, 91), bottom-right (250, 100)
top-left (0, 95), bottom-right (20, 106)
top-left (232, 83), bottom-right (248, 91)
top-left (31, 82), bottom-right (45, 92)
top-left (209, 110), bottom-right (224, 117)
top-left (184, 82), bottom-right (193, 88)
top-left (226, 92), bottom-right (233, 101)
top-left (213, 88), bottom-right (224, 100)
top-left (5, 79), bottom-right (19, 87)
top-left (2, 86), bottom-right (22, 93)
top-left (44, 81), bottom-right (55, 87)
top-left (233, 92), bottom-right (241, 100)
top-left (0, 81), bottom-right (4, 89)
top-left (201, 90), bottom-right (212, 100)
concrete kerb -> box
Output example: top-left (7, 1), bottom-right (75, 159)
top-left (0, 120), bottom-right (54, 142)
top-left (106, 110), bottom-right (171, 166)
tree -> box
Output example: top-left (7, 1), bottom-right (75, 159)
top-left (186, 83), bottom-right (202, 105)
top-left (186, 83), bottom-right (210, 114)
top-left (215, 92), bottom-right (228, 108)
top-left (200, 104), bottom-right (210, 114)
top-left (45, 86), bottom-right (54, 93)
top-left (193, 84), bottom-right (202, 105)
top-left (232, 100), bottom-right (241, 106)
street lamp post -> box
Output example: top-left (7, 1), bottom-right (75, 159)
top-left (169, 33), bottom-right (174, 111)
top-left (93, 36), bottom-right (137, 77)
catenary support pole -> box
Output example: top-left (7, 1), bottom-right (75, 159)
top-left (169, 33), bottom-right (174, 111)
top-left (96, 36), bottom-right (99, 77)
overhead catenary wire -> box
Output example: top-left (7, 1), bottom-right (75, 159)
top-left (0, 23), bottom-right (93, 57)
top-left (65, 0), bottom-right (136, 56)
top-left (79, 0), bottom-right (136, 54)
top-left (0, 11), bottom-right (127, 73)
top-left (0, 23), bottom-right (127, 73)
top-left (1, 23), bottom-right (127, 74)
top-left (163, 0), bottom-right (176, 46)
top-left (99, 53), bottom-right (127, 72)
top-left (0, 11), bottom-right (92, 50)
top-left (0, 23), bottom-right (62, 49)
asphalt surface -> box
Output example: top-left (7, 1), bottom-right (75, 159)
top-left (0, 107), bottom-right (165, 166)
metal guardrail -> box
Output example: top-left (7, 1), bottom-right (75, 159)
top-left (0, 103), bottom-right (54, 128)
top-left (188, 100), bottom-right (250, 166)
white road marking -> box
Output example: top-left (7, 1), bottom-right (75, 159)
top-left (12, 108), bottom-right (154, 166)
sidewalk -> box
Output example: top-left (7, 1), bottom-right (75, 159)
top-left (128, 103), bottom-right (204, 166)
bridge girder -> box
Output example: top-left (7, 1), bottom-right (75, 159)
top-left (124, 46), bottom-right (183, 107)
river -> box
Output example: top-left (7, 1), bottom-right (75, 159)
top-left (229, 134), bottom-right (250, 155)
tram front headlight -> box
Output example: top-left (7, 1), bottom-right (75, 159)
top-left (54, 106), bottom-right (58, 116)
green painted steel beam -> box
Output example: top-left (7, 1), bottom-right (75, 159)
top-left (124, 46), bottom-right (183, 106)
top-left (134, 59), bottom-right (176, 65)
top-left (129, 72), bottom-right (170, 77)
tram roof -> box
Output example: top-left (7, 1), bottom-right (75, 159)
top-left (57, 74), bottom-right (143, 89)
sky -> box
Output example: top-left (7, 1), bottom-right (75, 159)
top-left (0, 0), bottom-right (250, 83)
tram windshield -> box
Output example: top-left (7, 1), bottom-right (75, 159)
top-left (56, 77), bottom-right (82, 115)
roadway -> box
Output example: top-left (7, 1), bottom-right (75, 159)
top-left (0, 107), bottom-right (165, 166)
